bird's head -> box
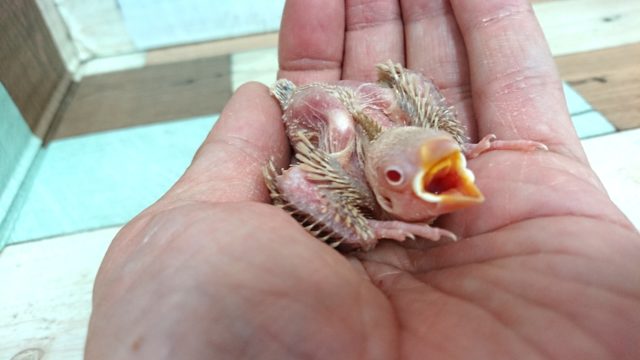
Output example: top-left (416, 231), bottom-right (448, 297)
top-left (364, 127), bottom-right (484, 221)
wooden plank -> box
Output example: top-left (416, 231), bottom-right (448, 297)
top-left (34, 0), bottom-right (81, 72)
top-left (72, 33), bottom-right (278, 81)
top-left (72, 0), bottom-right (640, 78)
top-left (39, 0), bottom-right (135, 61)
top-left (231, 47), bottom-right (278, 90)
top-left (0, 84), bottom-right (42, 251)
top-left (0, 226), bottom-right (118, 360)
top-left (12, 116), bottom-right (215, 244)
top-left (556, 43), bottom-right (640, 131)
top-left (114, 0), bottom-right (283, 50)
top-left (50, 55), bottom-right (231, 139)
top-left (0, 0), bottom-right (69, 137)
top-left (582, 129), bottom-right (640, 229)
top-left (145, 32), bottom-right (278, 66)
top-left (534, 0), bottom-right (640, 57)
top-left (45, 0), bottom-right (640, 139)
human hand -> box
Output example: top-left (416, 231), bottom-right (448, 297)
top-left (86, 0), bottom-right (640, 359)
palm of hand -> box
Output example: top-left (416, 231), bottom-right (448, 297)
top-left (87, 0), bottom-right (640, 359)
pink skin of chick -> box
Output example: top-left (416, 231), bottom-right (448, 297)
top-left (270, 73), bottom-right (547, 251)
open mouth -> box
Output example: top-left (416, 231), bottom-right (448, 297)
top-left (412, 150), bottom-right (484, 204)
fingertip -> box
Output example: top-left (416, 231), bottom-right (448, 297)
top-left (278, 0), bottom-right (344, 84)
top-left (234, 80), bottom-right (270, 93)
top-left (231, 81), bottom-right (275, 104)
top-left (211, 80), bottom-right (288, 163)
top-left (166, 80), bottom-right (290, 204)
top-left (231, 81), bottom-right (283, 117)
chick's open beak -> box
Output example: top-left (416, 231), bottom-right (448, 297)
top-left (412, 138), bottom-right (484, 206)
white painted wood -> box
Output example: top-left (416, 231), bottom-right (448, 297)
top-left (231, 47), bottom-right (278, 90)
top-left (75, 53), bottom-right (146, 80)
top-left (55, 0), bottom-right (136, 60)
top-left (535, 0), bottom-right (640, 57)
top-left (0, 227), bottom-right (118, 360)
top-left (35, 0), bottom-right (80, 72)
top-left (37, 0), bottom-right (136, 67)
top-left (582, 129), bottom-right (640, 230)
top-left (116, 0), bottom-right (285, 49)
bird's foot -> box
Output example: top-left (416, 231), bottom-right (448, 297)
top-left (463, 134), bottom-right (548, 159)
top-left (367, 219), bottom-right (457, 245)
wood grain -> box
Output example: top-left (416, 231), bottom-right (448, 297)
top-left (34, 0), bottom-right (82, 72)
top-left (145, 32), bottom-right (278, 66)
top-left (50, 55), bottom-right (231, 139)
top-left (556, 43), bottom-right (640, 130)
top-left (0, 226), bottom-right (117, 359)
top-left (49, 0), bottom-right (640, 139)
top-left (36, 0), bottom-right (135, 61)
top-left (0, 0), bottom-right (68, 137)
top-left (534, 0), bottom-right (640, 57)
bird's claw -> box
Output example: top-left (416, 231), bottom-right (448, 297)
top-left (368, 219), bottom-right (458, 243)
top-left (463, 133), bottom-right (548, 159)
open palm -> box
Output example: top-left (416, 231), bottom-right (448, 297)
top-left (86, 0), bottom-right (640, 359)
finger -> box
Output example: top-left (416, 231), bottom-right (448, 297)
top-left (342, 0), bottom-right (404, 81)
top-left (160, 82), bottom-right (289, 205)
top-left (401, 0), bottom-right (476, 140)
top-left (278, 0), bottom-right (345, 84)
top-left (450, 0), bottom-right (586, 161)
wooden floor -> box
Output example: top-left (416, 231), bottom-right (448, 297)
top-left (1, 1), bottom-right (640, 358)
top-left (48, 0), bottom-right (640, 139)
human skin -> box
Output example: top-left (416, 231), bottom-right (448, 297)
top-left (85, 0), bottom-right (640, 359)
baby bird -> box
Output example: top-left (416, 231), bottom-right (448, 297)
top-left (264, 62), bottom-right (547, 251)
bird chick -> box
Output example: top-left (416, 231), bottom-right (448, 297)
top-left (363, 126), bottom-right (483, 222)
top-left (264, 62), bottom-right (547, 252)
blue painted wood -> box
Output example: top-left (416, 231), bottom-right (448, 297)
top-left (10, 115), bottom-right (216, 244)
top-left (563, 81), bottom-right (617, 138)
top-left (563, 82), bottom-right (592, 115)
top-left (0, 83), bottom-right (41, 249)
top-left (572, 111), bottom-right (616, 138)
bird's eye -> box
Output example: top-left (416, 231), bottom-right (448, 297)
top-left (385, 167), bottom-right (404, 186)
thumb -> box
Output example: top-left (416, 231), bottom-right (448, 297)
top-left (157, 82), bottom-right (290, 207)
